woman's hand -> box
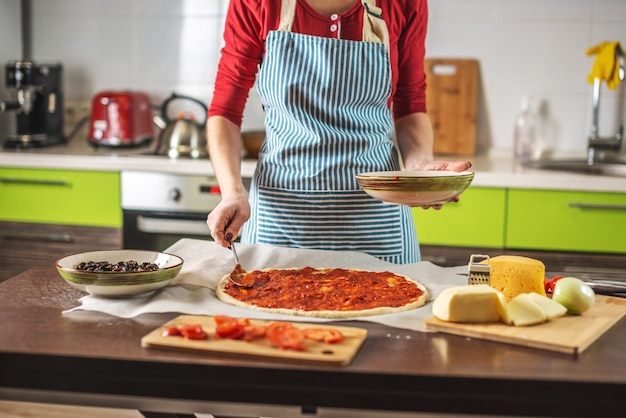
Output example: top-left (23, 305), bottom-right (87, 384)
top-left (206, 115), bottom-right (250, 247)
top-left (207, 193), bottom-right (251, 247)
top-left (408, 160), bottom-right (473, 210)
top-left (416, 160), bottom-right (472, 173)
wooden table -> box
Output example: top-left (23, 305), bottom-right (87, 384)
top-left (0, 263), bottom-right (624, 418)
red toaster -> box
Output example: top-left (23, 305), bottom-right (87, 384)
top-left (88, 91), bottom-right (154, 147)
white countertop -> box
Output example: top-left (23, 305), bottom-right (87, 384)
top-left (1, 139), bottom-right (625, 193)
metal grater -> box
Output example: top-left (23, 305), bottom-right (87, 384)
top-left (467, 254), bottom-right (491, 285)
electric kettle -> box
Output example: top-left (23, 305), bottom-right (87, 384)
top-left (154, 92), bottom-right (208, 159)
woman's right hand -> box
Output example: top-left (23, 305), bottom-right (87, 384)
top-left (207, 192), bottom-right (251, 247)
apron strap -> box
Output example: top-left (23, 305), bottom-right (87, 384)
top-left (277, 0), bottom-right (297, 32)
top-left (361, 0), bottom-right (389, 46)
top-left (277, 0), bottom-right (389, 46)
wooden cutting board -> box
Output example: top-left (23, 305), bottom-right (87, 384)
top-left (425, 58), bottom-right (479, 155)
top-left (425, 295), bottom-right (626, 354)
top-left (142, 315), bottom-right (367, 366)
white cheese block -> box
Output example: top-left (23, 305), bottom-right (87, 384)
top-left (508, 293), bottom-right (548, 326)
top-left (433, 284), bottom-right (506, 323)
top-left (527, 292), bottom-right (568, 319)
top-left (496, 291), bottom-right (513, 325)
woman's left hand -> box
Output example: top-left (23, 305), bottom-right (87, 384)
top-left (418, 160), bottom-right (472, 173)
top-left (410, 160), bottom-right (473, 210)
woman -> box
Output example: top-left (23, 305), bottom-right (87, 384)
top-left (206, 0), bottom-right (471, 264)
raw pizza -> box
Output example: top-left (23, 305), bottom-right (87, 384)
top-left (215, 267), bottom-right (428, 318)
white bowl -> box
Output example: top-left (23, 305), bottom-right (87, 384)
top-left (356, 170), bottom-right (475, 206)
top-left (56, 249), bottom-right (183, 298)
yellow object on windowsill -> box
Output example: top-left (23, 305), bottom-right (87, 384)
top-left (585, 41), bottom-right (623, 90)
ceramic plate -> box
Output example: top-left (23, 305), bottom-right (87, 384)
top-left (56, 249), bottom-right (183, 298)
top-left (356, 170), bottom-right (474, 206)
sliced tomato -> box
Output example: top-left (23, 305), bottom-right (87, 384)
top-left (266, 322), bottom-right (306, 351)
top-left (242, 324), bottom-right (267, 341)
top-left (184, 330), bottom-right (209, 340)
top-left (265, 322), bottom-right (293, 338)
top-left (302, 327), bottom-right (344, 344)
top-left (545, 275), bottom-right (566, 295)
top-left (162, 326), bottom-right (182, 337)
top-left (178, 323), bottom-right (208, 340)
top-left (214, 315), bottom-right (243, 338)
top-left (214, 315), bottom-right (257, 340)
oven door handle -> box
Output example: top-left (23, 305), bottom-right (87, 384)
top-left (137, 215), bottom-right (210, 235)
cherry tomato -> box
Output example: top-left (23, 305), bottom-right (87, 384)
top-left (302, 328), bottom-right (344, 344)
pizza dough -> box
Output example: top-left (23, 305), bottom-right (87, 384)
top-left (215, 267), bottom-right (428, 319)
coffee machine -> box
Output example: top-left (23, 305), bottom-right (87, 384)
top-left (0, 60), bottom-right (66, 148)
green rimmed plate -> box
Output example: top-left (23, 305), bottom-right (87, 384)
top-left (56, 249), bottom-right (183, 298)
top-left (356, 170), bottom-right (474, 206)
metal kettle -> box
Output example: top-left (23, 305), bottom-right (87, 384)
top-left (154, 92), bottom-right (208, 159)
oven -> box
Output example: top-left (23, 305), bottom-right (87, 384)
top-left (121, 171), bottom-right (249, 251)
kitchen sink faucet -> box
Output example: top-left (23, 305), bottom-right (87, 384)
top-left (587, 45), bottom-right (625, 165)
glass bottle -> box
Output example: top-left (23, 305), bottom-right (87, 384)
top-left (513, 95), bottom-right (538, 163)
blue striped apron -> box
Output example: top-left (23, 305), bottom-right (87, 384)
top-left (241, 0), bottom-right (419, 264)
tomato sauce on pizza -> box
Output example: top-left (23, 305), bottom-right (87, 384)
top-left (218, 267), bottom-right (427, 317)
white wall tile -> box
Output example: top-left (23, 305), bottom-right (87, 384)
top-left (429, 0), bottom-right (497, 20)
top-left (31, 15), bottom-right (135, 100)
top-left (495, 0), bottom-right (593, 20)
top-left (134, 0), bottom-right (223, 16)
top-left (134, 16), bottom-right (221, 84)
top-left (9, 0), bottom-right (626, 157)
top-left (593, 0), bottom-right (626, 20)
top-left (32, 0), bottom-right (132, 16)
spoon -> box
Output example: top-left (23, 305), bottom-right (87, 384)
top-left (225, 233), bottom-right (254, 287)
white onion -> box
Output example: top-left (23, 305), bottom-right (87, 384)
top-left (552, 277), bottom-right (595, 315)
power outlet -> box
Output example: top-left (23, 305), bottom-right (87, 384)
top-left (64, 101), bottom-right (91, 139)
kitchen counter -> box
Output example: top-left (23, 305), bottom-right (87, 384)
top-left (0, 138), bottom-right (257, 178)
top-left (1, 139), bottom-right (626, 193)
top-left (0, 261), bottom-right (625, 418)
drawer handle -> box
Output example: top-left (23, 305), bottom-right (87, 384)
top-left (137, 215), bottom-right (209, 235)
top-left (0, 231), bottom-right (73, 243)
top-left (0, 178), bottom-right (69, 187)
top-left (568, 202), bottom-right (626, 210)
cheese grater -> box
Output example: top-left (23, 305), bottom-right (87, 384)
top-left (467, 254), bottom-right (491, 285)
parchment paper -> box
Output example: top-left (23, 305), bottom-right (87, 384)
top-left (63, 238), bottom-right (467, 331)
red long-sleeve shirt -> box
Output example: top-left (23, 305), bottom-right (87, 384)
top-left (208, 0), bottom-right (428, 127)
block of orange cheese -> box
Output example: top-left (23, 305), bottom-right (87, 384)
top-left (484, 255), bottom-right (546, 301)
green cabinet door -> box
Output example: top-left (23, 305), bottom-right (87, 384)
top-left (0, 168), bottom-right (122, 227)
top-left (412, 187), bottom-right (506, 248)
top-left (506, 189), bottom-right (626, 253)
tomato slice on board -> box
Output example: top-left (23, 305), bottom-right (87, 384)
top-left (214, 315), bottom-right (261, 340)
top-left (162, 326), bottom-right (182, 337)
top-left (242, 324), bottom-right (267, 341)
top-left (214, 315), bottom-right (243, 338)
top-left (265, 322), bottom-right (292, 338)
top-left (178, 324), bottom-right (208, 340)
top-left (266, 322), bottom-right (306, 351)
top-left (302, 327), bottom-right (344, 344)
